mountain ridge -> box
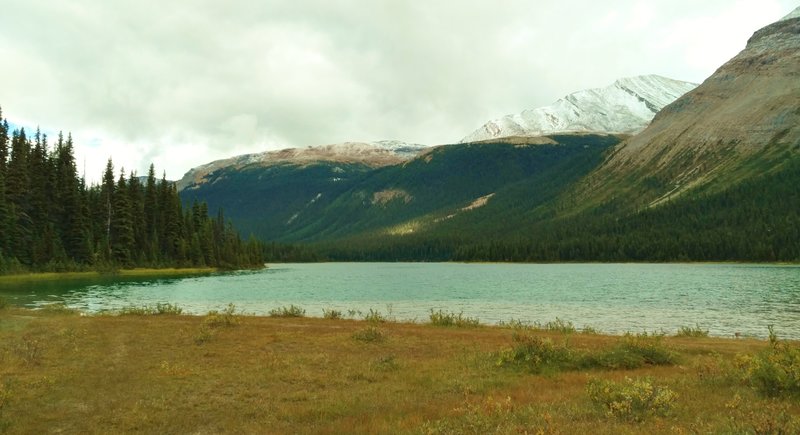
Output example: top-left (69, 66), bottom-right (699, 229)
top-left (460, 75), bottom-right (697, 143)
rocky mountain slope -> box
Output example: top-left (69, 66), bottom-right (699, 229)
top-left (178, 140), bottom-right (428, 191)
top-left (460, 75), bottom-right (697, 143)
top-left (576, 7), bottom-right (800, 208)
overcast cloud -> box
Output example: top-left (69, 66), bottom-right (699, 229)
top-left (0, 0), bottom-right (796, 182)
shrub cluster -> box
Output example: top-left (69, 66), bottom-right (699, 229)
top-left (119, 302), bottom-right (183, 315)
top-left (496, 331), bottom-right (677, 373)
top-left (736, 326), bottom-right (800, 397)
top-left (268, 304), bottom-right (305, 318)
top-left (675, 324), bottom-right (709, 338)
top-left (352, 326), bottom-right (386, 343)
top-left (586, 377), bottom-right (677, 422)
top-left (322, 308), bottom-right (343, 319)
top-left (496, 332), bottom-right (574, 373)
top-left (429, 309), bottom-right (480, 328)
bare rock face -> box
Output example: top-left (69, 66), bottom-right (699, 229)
top-left (585, 12), bottom-right (800, 205)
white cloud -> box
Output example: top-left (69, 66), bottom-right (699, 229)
top-left (0, 0), bottom-right (796, 183)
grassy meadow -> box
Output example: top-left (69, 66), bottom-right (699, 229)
top-left (0, 303), bottom-right (798, 434)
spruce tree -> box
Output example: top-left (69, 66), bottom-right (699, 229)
top-left (143, 164), bottom-right (158, 262)
top-left (0, 106), bottom-right (8, 175)
top-left (99, 159), bottom-right (115, 260)
top-left (6, 129), bottom-right (32, 264)
top-left (110, 171), bottom-right (134, 265)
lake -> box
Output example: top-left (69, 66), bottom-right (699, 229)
top-left (2, 263), bottom-right (799, 339)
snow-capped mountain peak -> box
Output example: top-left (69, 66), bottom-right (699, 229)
top-left (460, 75), bottom-right (697, 143)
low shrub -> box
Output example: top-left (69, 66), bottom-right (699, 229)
top-left (588, 333), bottom-right (677, 370)
top-left (586, 377), bottom-right (677, 422)
top-left (675, 324), bottom-right (709, 338)
top-left (429, 309), bottom-right (480, 328)
top-left (543, 317), bottom-right (576, 334)
top-left (14, 333), bottom-right (43, 366)
top-left (205, 303), bottom-right (240, 327)
top-left (363, 308), bottom-right (386, 323)
top-left (268, 304), bottom-right (305, 318)
top-left (581, 325), bottom-right (601, 335)
top-left (496, 332), bottom-right (574, 373)
top-left (725, 393), bottom-right (800, 433)
top-left (736, 326), bottom-right (800, 397)
top-left (497, 318), bottom-right (534, 330)
top-left (119, 302), bottom-right (183, 316)
top-left (353, 326), bottom-right (386, 343)
top-left (323, 308), bottom-right (343, 319)
top-left (0, 297), bottom-right (8, 309)
top-left (370, 355), bottom-right (400, 372)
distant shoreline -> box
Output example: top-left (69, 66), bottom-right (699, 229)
top-left (0, 267), bottom-right (220, 283)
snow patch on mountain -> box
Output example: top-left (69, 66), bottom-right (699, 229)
top-left (460, 75), bottom-right (697, 143)
top-left (780, 6), bottom-right (800, 21)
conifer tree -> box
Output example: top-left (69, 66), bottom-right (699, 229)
top-left (110, 171), bottom-right (134, 265)
top-left (0, 106), bottom-right (8, 174)
top-left (6, 129), bottom-right (32, 264)
top-left (99, 159), bottom-right (115, 260)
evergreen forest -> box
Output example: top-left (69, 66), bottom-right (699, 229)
top-left (0, 107), bottom-right (264, 273)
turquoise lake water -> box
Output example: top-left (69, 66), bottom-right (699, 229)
top-left (2, 263), bottom-right (799, 338)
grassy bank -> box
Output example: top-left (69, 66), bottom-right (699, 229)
top-left (0, 306), bottom-right (798, 434)
top-left (0, 267), bottom-right (219, 284)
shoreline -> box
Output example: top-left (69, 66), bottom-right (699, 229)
top-left (0, 267), bottom-right (220, 283)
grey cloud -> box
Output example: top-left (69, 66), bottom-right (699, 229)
top-left (0, 0), bottom-right (796, 180)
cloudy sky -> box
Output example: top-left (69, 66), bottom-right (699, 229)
top-left (0, 0), bottom-right (796, 182)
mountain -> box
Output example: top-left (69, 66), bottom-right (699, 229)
top-left (177, 140), bottom-right (428, 191)
top-left (179, 9), bottom-right (799, 263)
top-left (576, 8), bottom-right (800, 209)
top-left (180, 134), bottom-right (625, 243)
top-left (460, 75), bottom-right (697, 143)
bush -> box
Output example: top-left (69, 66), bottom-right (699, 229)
top-left (322, 308), bottom-right (343, 319)
top-left (675, 324), bottom-right (709, 338)
top-left (14, 333), bottom-right (43, 366)
top-left (588, 333), bottom-right (677, 370)
top-left (0, 297), bottom-right (8, 310)
top-left (268, 304), bottom-right (305, 318)
top-left (586, 377), bottom-right (677, 422)
top-left (737, 326), bottom-right (800, 397)
top-left (543, 318), bottom-right (576, 334)
top-left (119, 302), bottom-right (182, 315)
top-left (353, 326), bottom-right (386, 343)
top-left (205, 303), bottom-right (240, 327)
top-left (363, 308), bottom-right (386, 323)
top-left (429, 309), bottom-right (480, 327)
top-left (496, 332), bottom-right (574, 373)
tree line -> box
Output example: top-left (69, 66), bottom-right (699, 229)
top-left (0, 106), bottom-right (264, 273)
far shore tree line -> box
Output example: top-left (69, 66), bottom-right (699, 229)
top-left (0, 106), bottom-right (263, 273)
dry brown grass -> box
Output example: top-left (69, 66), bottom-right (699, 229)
top-left (0, 307), bottom-right (797, 434)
